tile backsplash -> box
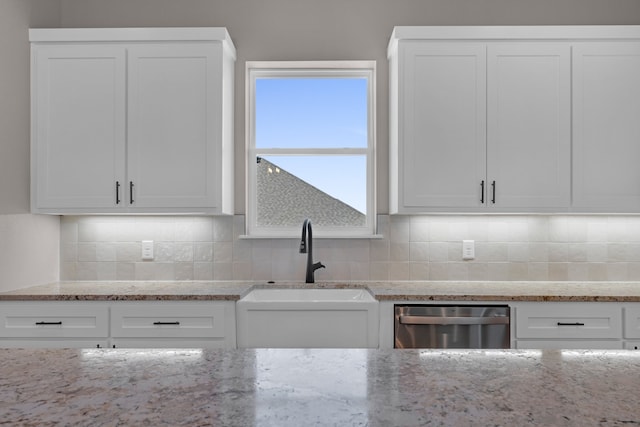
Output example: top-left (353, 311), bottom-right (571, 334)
top-left (60, 215), bottom-right (640, 282)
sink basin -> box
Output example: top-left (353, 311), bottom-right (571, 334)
top-left (240, 288), bottom-right (374, 302)
top-left (236, 287), bottom-right (379, 349)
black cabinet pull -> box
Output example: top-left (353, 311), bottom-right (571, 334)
top-left (153, 321), bottom-right (180, 326)
top-left (480, 180), bottom-right (485, 204)
top-left (116, 181), bottom-right (121, 205)
top-left (491, 180), bottom-right (496, 204)
top-left (35, 321), bottom-right (62, 325)
top-left (557, 322), bottom-right (585, 326)
top-left (129, 181), bottom-right (134, 204)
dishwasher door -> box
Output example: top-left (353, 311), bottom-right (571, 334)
top-left (394, 305), bottom-right (510, 349)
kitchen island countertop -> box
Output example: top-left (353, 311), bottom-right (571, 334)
top-left (1, 280), bottom-right (640, 302)
top-left (1, 347), bottom-right (638, 426)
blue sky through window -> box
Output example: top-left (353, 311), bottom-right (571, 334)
top-left (256, 77), bottom-right (368, 213)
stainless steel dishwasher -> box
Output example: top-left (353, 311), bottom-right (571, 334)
top-left (394, 305), bottom-right (510, 348)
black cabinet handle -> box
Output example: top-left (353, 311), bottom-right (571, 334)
top-left (153, 321), bottom-right (180, 326)
top-left (480, 180), bottom-right (485, 204)
top-left (557, 322), bottom-right (585, 326)
top-left (129, 181), bottom-right (134, 204)
top-left (35, 321), bottom-right (62, 325)
top-left (116, 181), bottom-right (121, 205)
top-left (491, 180), bottom-right (496, 204)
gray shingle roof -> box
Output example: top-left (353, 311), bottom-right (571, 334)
top-left (256, 157), bottom-right (365, 227)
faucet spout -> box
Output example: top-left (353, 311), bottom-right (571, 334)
top-left (300, 219), bottom-right (325, 283)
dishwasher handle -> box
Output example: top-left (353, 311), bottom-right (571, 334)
top-left (399, 315), bottom-right (510, 326)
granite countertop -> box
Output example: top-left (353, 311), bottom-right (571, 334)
top-left (1, 347), bottom-right (638, 426)
top-left (1, 280), bottom-right (640, 302)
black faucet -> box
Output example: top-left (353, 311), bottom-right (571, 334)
top-left (299, 219), bottom-right (325, 283)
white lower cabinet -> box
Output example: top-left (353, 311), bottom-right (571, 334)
top-left (0, 301), bottom-right (236, 349)
top-left (0, 302), bottom-right (109, 348)
top-left (513, 302), bottom-right (623, 349)
top-left (110, 301), bottom-right (236, 349)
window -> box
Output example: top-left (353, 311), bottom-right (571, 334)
top-left (246, 61), bottom-right (376, 237)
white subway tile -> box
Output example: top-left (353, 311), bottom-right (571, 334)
top-left (213, 242), bottom-right (233, 264)
top-left (568, 244), bottom-right (588, 262)
top-left (232, 262), bottom-right (253, 280)
top-left (96, 243), bottom-right (117, 262)
top-left (390, 243), bottom-right (409, 262)
top-left (508, 263), bottom-right (528, 281)
top-left (370, 262), bottom-right (390, 281)
top-left (370, 240), bottom-right (390, 262)
top-left (548, 263), bottom-right (569, 281)
top-left (77, 243), bottom-right (97, 262)
top-left (116, 243), bottom-right (140, 262)
top-left (213, 263), bottom-right (233, 280)
top-left (386, 262), bottom-right (409, 280)
top-left (194, 242), bottom-right (214, 262)
top-left (409, 242), bottom-right (429, 262)
top-left (116, 263), bottom-right (135, 280)
top-left (568, 262), bottom-right (589, 281)
top-left (587, 263), bottom-right (608, 281)
top-left (174, 243), bottom-right (194, 262)
top-left (174, 263), bottom-right (194, 281)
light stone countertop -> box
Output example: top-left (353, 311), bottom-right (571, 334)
top-left (1, 347), bottom-right (639, 426)
top-left (1, 280), bottom-right (640, 302)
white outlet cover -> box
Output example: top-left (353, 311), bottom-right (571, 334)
top-left (142, 240), bottom-right (154, 260)
top-left (462, 240), bottom-right (475, 260)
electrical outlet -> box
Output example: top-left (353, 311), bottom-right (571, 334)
top-left (462, 240), bottom-right (475, 260)
top-left (142, 240), bottom-right (154, 260)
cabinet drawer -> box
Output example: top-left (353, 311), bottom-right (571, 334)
top-left (110, 302), bottom-right (227, 338)
top-left (515, 303), bottom-right (621, 340)
top-left (624, 305), bottom-right (640, 339)
top-left (0, 302), bottom-right (109, 338)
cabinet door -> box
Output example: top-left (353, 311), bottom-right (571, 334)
top-left (572, 43), bottom-right (640, 211)
top-left (31, 45), bottom-right (126, 212)
top-left (127, 43), bottom-right (223, 211)
top-left (399, 42), bottom-right (486, 210)
top-left (487, 44), bottom-right (571, 210)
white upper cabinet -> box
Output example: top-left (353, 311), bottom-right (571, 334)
top-left (127, 43), bottom-right (225, 210)
top-left (30, 28), bottom-right (235, 214)
top-left (389, 26), bottom-right (640, 214)
top-left (395, 42), bottom-right (487, 210)
top-left (31, 45), bottom-right (126, 210)
top-left (486, 43), bottom-right (571, 210)
top-left (389, 27), bottom-right (571, 213)
top-left (572, 42), bottom-right (640, 212)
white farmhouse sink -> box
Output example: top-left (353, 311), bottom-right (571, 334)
top-left (240, 288), bottom-right (375, 302)
top-left (236, 287), bottom-right (379, 349)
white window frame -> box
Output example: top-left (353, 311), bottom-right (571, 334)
top-left (245, 60), bottom-right (377, 238)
